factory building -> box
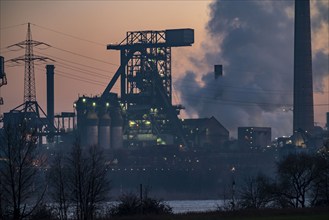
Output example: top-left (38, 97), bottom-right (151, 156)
top-left (238, 127), bottom-right (271, 149)
top-left (183, 116), bottom-right (229, 148)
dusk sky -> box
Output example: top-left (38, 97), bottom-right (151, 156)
top-left (0, 0), bottom-right (328, 139)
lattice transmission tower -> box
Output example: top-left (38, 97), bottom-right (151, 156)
top-left (4, 23), bottom-right (55, 140)
top-left (7, 23), bottom-right (53, 105)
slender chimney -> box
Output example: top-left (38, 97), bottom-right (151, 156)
top-left (0, 56), bottom-right (5, 77)
top-left (293, 0), bottom-right (314, 133)
top-left (46, 65), bottom-right (55, 129)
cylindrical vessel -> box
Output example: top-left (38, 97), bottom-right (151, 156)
top-left (111, 109), bottom-right (123, 149)
top-left (86, 111), bottom-right (98, 146)
top-left (98, 112), bottom-right (111, 149)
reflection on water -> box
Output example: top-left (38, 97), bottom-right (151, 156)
top-left (167, 200), bottom-right (224, 213)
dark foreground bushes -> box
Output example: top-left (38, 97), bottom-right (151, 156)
top-left (108, 193), bottom-right (172, 217)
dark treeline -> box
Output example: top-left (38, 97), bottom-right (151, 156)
top-left (234, 150), bottom-right (329, 210)
top-left (0, 123), bottom-right (171, 220)
top-left (0, 123), bottom-right (111, 220)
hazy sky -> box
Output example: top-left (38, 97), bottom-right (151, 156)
top-left (0, 0), bottom-right (210, 112)
top-left (0, 0), bottom-right (328, 139)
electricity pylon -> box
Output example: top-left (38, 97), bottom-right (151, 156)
top-left (5, 23), bottom-right (55, 141)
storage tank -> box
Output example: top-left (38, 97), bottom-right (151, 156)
top-left (111, 108), bottom-right (123, 149)
top-left (85, 110), bottom-right (99, 146)
top-left (98, 112), bottom-right (111, 149)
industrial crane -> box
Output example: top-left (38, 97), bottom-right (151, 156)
top-left (102, 29), bottom-right (194, 147)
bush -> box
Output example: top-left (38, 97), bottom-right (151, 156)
top-left (142, 197), bottom-right (172, 215)
top-left (29, 204), bottom-right (57, 220)
top-left (109, 193), bottom-right (172, 217)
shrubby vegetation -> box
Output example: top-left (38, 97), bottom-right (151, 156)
top-left (108, 192), bottom-right (172, 217)
top-left (237, 152), bottom-right (329, 210)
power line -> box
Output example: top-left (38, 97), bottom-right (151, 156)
top-left (34, 50), bottom-right (113, 79)
top-left (0, 23), bottom-right (27, 30)
top-left (179, 93), bottom-right (328, 108)
top-left (53, 63), bottom-right (111, 80)
top-left (51, 46), bottom-right (118, 66)
top-left (174, 77), bottom-right (329, 95)
top-left (34, 65), bottom-right (106, 87)
top-left (4, 24), bottom-right (327, 107)
top-left (30, 23), bottom-right (106, 47)
top-left (34, 48), bottom-right (114, 75)
top-left (180, 94), bottom-right (292, 107)
top-left (34, 65), bottom-right (120, 91)
top-left (56, 73), bottom-right (106, 87)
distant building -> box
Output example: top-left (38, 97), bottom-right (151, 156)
top-left (238, 127), bottom-right (271, 149)
top-left (183, 116), bottom-right (229, 148)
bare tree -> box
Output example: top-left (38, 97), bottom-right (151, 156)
top-left (276, 153), bottom-right (320, 208)
top-left (310, 152), bottom-right (329, 207)
top-left (0, 122), bottom-right (46, 220)
top-left (238, 174), bottom-right (274, 209)
top-left (48, 149), bottom-right (69, 220)
top-left (65, 141), bottom-right (110, 220)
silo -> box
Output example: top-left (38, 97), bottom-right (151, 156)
top-left (111, 108), bottom-right (123, 149)
top-left (98, 112), bottom-right (111, 149)
top-left (86, 110), bottom-right (99, 146)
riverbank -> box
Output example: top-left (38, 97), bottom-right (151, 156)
top-left (108, 207), bottom-right (329, 220)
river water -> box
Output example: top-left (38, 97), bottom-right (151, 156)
top-left (167, 200), bottom-right (225, 213)
top-left (55, 199), bottom-right (226, 218)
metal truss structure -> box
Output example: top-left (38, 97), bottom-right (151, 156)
top-left (4, 23), bottom-right (56, 142)
top-left (102, 29), bottom-right (194, 147)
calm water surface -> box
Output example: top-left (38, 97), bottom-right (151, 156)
top-left (167, 200), bottom-right (225, 213)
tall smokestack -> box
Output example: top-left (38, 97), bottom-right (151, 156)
top-left (46, 64), bottom-right (55, 129)
top-left (0, 56), bottom-right (5, 77)
top-left (293, 0), bottom-right (314, 133)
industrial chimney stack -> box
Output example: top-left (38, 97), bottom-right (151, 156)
top-left (293, 0), bottom-right (314, 133)
top-left (46, 64), bottom-right (55, 130)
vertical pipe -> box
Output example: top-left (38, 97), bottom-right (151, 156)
top-left (120, 50), bottom-right (126, 99)
top-left (46, 65), bottom-right (55, 131)
top-left (0, 56), bottom-right (5, 77)
top-left (111, 108), bottom-right (123, 149)
top-left (140, 184), bottom-right (143, 214)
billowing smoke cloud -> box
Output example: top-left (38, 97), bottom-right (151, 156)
top-left (176, 0), bottom-right (328, 138)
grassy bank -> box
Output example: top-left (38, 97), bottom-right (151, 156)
top-left (108, 207), bottom-right (329, 220)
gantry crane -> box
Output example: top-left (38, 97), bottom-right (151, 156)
top-left (102, 29), bottom-right (194, 147)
